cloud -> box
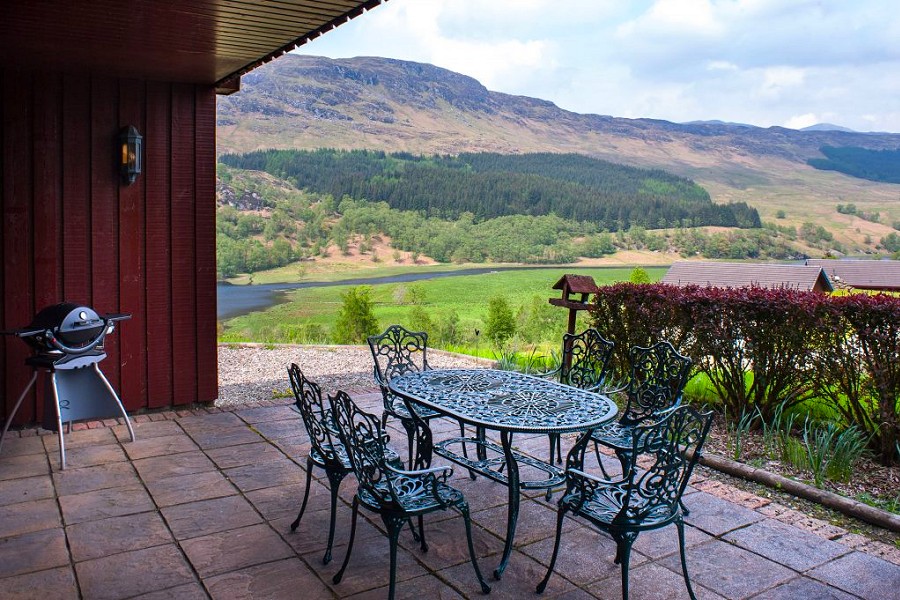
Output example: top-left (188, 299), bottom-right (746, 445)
top-left (784, 113), bottom-right (821, 129)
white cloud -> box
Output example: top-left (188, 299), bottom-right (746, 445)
top-left (784, 113), bottom-right (820, 130)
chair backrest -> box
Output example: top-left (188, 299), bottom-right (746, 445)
top-left (560, 328), bottom-right (615, 390)
top-left (621, 341), bottom-right (692, 424)
top-left (329, 390), bottom-right (403, 509)
top-left (367, 325), bottom-right (430, 386)
top-left (614, 404), bottom-right (713, 526)
top-left (287, 363), bottom-right (344, 468)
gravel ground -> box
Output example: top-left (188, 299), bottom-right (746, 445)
top-left (217, 343), bottom-right (490, 408)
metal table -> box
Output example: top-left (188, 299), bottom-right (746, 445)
top-left (389, 368), bottom-right (617, 579)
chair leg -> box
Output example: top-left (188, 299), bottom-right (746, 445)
top-left (612, 531), bottom-right (638, 600)
top-left (593, 440), bottom-right (612, 478)
top-left (548, 433), bottom-right (560, 464)
top-left (290, 456), bottom-right (315, 533)
top-left (333, 497), bottom-right (360, 585)
top-left (417, 515), bottom-right (427, 552)
top-left (458, 501), bottom-right (491, 594)
top-left (677, 520), bottom-right (698, 600)
top-left (382, 515), bottom-right (406, 600)
top-left (322, 469), bottom-right (348, 565)
top-left (536, 506), bottom-right (568, 593)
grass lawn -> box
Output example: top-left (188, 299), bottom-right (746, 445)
top-left (220, 266), bottom-right (666, 343)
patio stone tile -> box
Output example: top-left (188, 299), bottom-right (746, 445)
top-left (233, 404), bottom-right (298, 424)
top-left (659, 539), bottom-right (794, 599)
top-left (749, 576), bottom-right (857, 600)
top-left (114, 420), bottom-right (183, 441)
top-left (43, 427), bottom-right (117, 450)
top-left (0, 451), bottom-right (51, 481)
top-left (273, 508), bottom-right (380, 558)
top-left (75, 544), bottom-right (196, 600)
top-left (59, 483), bottom-right (155, 525)
top-left (223, 455), bottom-right (304, 492)
top-left (396, 514), bottom-right (497, 572)
top-left (205, 440), bottom-right (287, 469)
top-left (176, 411), bottom-right (246, 432)
top-left (246, 479), bottom-right (329, 521)
top-left (180, 523), bottom-right (294, 578)
top-left (271, 434), bottom-right (311, 460)
top-left (808, 551), bottom-right (900, 599)
top-left (1, 435), bottom-right (48, 457)
top-left (309, 530), bottom-right (429, 598)
top-left (681, 491), bottom-right (765, 536)
top-left (0, 566), bottom-right (78, 598)
top-left (446, 474), bottom-right (518, 510)
top-left (443, 548), bottom-right (581, 599)
top-left (57, 442), bottom-right (128, 469)
top-left (205, 557), bottom-right (332, 600)
top-left (131, 582), bottom-right (210, 600)
top-left (144, 469), bottom-right (237, 508)
top-left (252, 419), bottom-right (303, 440)
top-left (187, 425), bottom-right (265, 450)
top-left (132, 450), bottom-right (217, 482)
top-left (52, 461), bottom-right (138, 496)
top-left (123, 434), bottom-right (200, 460)
top-left (520, 522), bottom-right (648, 586)
top-left (587, 561), bottom-right (725, 600)
top-left (472, 497), bottom-right (577, 547)
top-left (723, 518), bottom-right (850, 571)
top-left (344, 572), bottom-right (466, 599)
top-left (0, 528), bottom-right (69, 578)
top-left (161, 495), bottom-right (262, 540)
top-left (66, 511), bottom-right (173, 562)
top-left (0, 474), bottom-right (54, 507)
top-left (630, 523), bottom-right (711, 560)
top-left (0, 498), bottom-right (61, 537)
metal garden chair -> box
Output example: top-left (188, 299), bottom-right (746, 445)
top-left (590, 341), bottom-right (692, 480)
top-left (539, 328), bottom-right (616, 464)
top-left (537, 404), bottom-right (714, 599)
top-left (286, 363), bottom-right (405, 564)
top-left (329, 390), bottom-right (491, 600)
top-left (368, 324), bottom-right (468, 466)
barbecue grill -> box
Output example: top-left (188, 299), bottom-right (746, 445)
top-left (1, 302), bottom-right (136, 469)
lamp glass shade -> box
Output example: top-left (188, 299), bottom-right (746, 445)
top-left (118, 125), bottom-right (143, 185)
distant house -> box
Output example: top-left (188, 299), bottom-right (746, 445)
top-left (661, 262), bottom-right (834, 293)
top-left (806, 259), bottom-right (900, 292)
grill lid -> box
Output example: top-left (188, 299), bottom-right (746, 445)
top-left (7, 303), bottom-right (130, 356)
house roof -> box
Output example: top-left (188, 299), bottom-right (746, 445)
top-left (661, 261), bottom-right (833, 292)
top-left (0, 1), bottom-right (384, 92)
top-left (806, 259), bottom-right (900, 291)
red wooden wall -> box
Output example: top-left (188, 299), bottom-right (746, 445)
top-left (0, 70), bottom-right (218, 423)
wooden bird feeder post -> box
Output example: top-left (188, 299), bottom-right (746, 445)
top-left (549, 274), bottom-right (599, 370)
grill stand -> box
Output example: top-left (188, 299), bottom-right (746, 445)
top-left (0, 359), bottom-right (135, 470)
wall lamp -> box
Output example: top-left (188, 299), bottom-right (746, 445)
top-left (118, 125), bottom-right (143, 185)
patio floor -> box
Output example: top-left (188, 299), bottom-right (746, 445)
top-left (1, 391), bottom-right (898, 599)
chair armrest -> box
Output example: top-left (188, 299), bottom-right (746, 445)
top-left (532, 366), bottom-right (562, 381)
top-left (385, 462), bottom-right (452, 480)
top-left (567, 467), bottom-right (621, 487)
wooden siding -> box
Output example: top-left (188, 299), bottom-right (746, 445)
top-left (0, 70), bottom-right (218, 424)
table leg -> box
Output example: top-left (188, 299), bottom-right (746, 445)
top-left (494, 429), bottom-right (519, 580)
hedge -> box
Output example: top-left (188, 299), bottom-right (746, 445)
top-left (589, 283), bottom-right (900, 464)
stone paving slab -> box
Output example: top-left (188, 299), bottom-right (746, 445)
top-left (0, 397), bottom-right (898, 599)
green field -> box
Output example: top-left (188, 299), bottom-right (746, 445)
top-left (219, 266), bottom-right (665, 351)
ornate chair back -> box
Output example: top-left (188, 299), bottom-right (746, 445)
top-left (367, 325), bottom-right (430, 411)
top-left (560, 328), bottom-right (615, 390)
top-left (288, 363), bottom-right (343, 469)
top-left (613, 404), bottom-right (713, 527)
top-left (621, 341), bottom-right (692, 425)
top-left (330, 390), bottom-right (434, 509)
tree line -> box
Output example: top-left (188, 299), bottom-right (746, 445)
top-left (219, 149), bottom-right (761, 230)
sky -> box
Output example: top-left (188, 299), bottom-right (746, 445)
top-left (296, 0), bottom-right (900, 133)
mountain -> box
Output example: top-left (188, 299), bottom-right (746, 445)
top-left (802, 123), bottom-right (857, 133)
top-left (216, 55), bottom-right (900, 249)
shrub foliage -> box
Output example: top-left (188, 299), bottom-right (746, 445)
top-left (589, 283), bottom-right (900, 463)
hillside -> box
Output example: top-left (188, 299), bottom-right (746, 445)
top-left (216, 54), bottom-right (900, 251)
top-left (219, 149), bottom-right (760, 230)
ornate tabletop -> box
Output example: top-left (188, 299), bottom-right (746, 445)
top-left (388, 368), bottom-right (617, 433)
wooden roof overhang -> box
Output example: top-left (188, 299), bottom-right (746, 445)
top-left (0, 0), bottom-right (385, 94)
